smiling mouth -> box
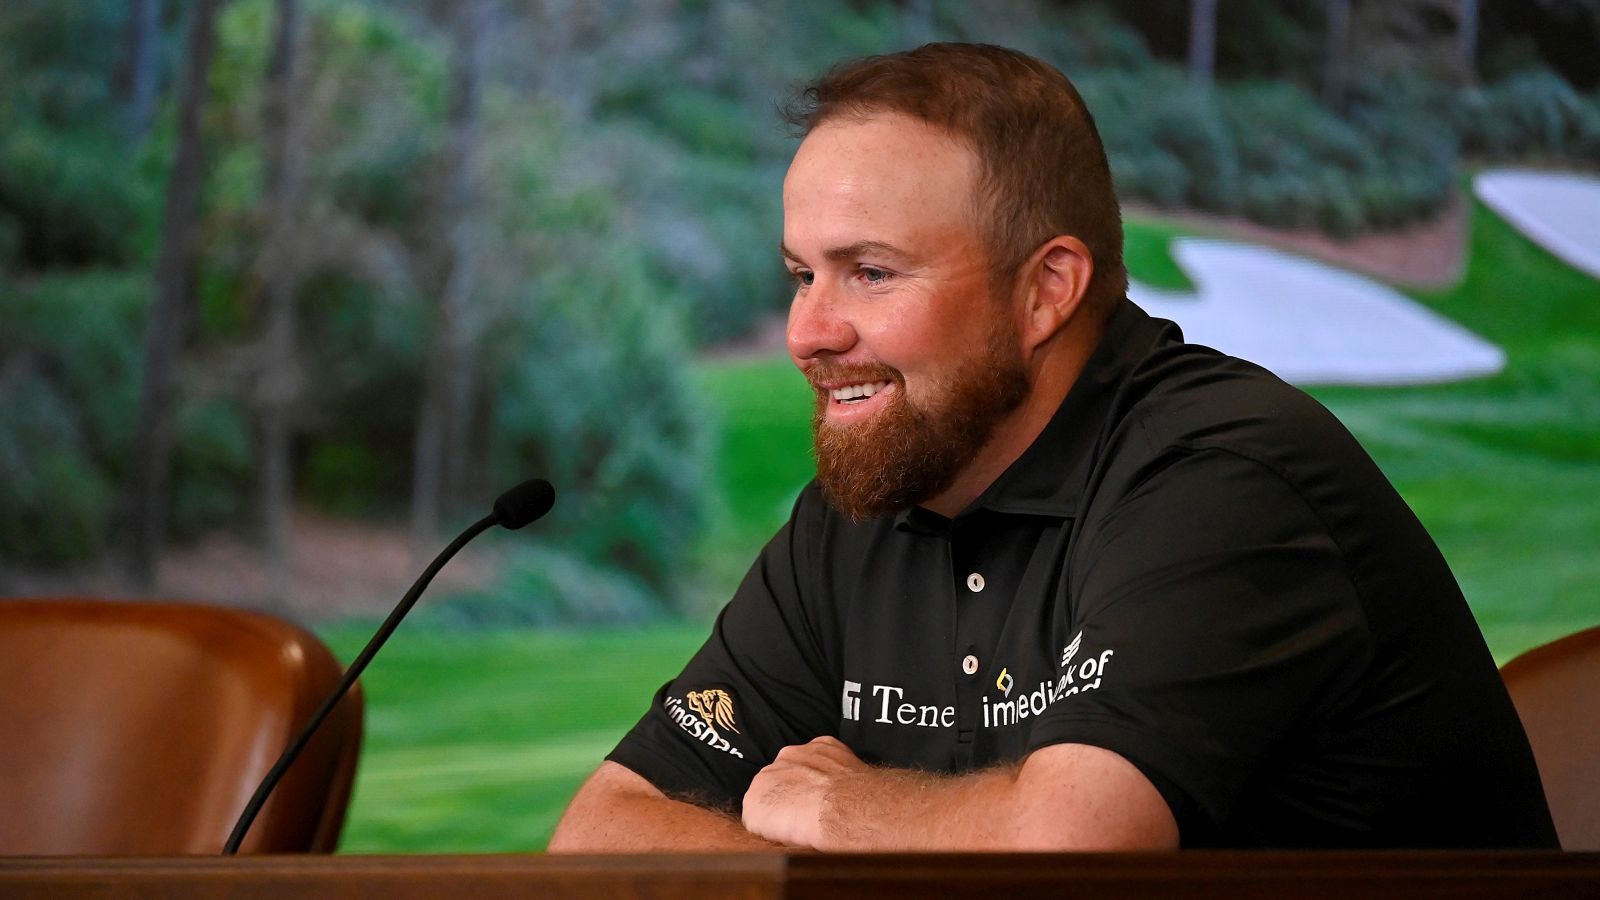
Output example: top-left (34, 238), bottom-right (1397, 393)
top-left (830, 381), bottom-right (892, 404)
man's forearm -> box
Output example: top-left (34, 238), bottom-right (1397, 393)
top-left (852, 766), bottom-right (1065, 850)
top-left (742, 738), bottom-right (1178, 851)
top-left (547, 762), bottom-right (780, 852)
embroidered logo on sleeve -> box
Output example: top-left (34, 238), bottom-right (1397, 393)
top-left (685, 688), bottom-right (739, 734)
top-left (664, 689), bottom-right (745, 759)
top-left (1057, 630), bottom-right (1114, 696)
top-left (1059, 630), bottom-right (1083, 668)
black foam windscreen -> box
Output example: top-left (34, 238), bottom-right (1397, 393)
top-left (493, 478), bottom-right (556, 529)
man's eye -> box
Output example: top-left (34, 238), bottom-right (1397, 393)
top-left (790, 269), bottom-right (815, 287)
top-left (859, 267), bottom-right (891, 284)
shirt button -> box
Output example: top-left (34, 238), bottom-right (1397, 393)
top-left (961, 654), bottom-right (979, 675)
top-left (966, 572), bottom-right (985, 593)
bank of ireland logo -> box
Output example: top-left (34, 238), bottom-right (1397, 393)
top-left (1058, 629), bottom-right (1115, 693)
top-left (1060, 630), bottom-right (1082, 669)
top-left (686, 688), bottom-right (739, 734)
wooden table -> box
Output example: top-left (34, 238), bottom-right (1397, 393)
top-left (4, 851), bottom-right (1599, 899)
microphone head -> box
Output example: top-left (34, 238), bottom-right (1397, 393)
top-left (493, 479), bottom-right (556, 529)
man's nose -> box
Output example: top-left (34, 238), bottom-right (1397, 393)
top-left (787, 280), bottom-right (856, 361)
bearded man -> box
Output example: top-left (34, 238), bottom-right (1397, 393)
top-left (547, 43), bottom-right (1555, 851)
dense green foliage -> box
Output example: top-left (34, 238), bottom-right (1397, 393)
top-left (1, 1), bottom-right (712, 614)
top-left (1458, 68), bottom-right (1600, 161)
top-left (1081, 56), bottom-right (1595, 237)
top-left (3, 0), bottom-right (1597, 621)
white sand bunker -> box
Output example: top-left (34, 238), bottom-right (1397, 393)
top-left (1130, 238), bottom-right (1506, 385)
top-left (1475, 169), bottom-right (1600, 280)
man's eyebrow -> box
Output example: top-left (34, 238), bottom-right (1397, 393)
top-left (779, 240), bottom-right (913, 264)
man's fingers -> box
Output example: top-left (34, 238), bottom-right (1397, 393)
top-left (795, 735), bottom-right (864, 770)
top-left (776, 736), bottom-right (853, 759)
top-left (773, 742), bottom-right (812, 763)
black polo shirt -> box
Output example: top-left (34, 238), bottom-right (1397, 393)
top-left (608, 299), bottom-right (1557, 848)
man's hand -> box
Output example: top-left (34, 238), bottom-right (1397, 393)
top-left (742, 736), bottom-right (869, 849)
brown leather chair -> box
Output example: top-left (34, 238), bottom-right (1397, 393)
top-left (0, 598), bottom-right (362, 854)
top-left (1501, 624), bottom-right (1600, 851)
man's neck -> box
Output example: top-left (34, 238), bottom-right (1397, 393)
top-left (920, 314), bottom-right (1106, 518)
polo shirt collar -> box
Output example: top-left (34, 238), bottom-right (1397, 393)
top-left (895, 299), bottom-right (1173, 532)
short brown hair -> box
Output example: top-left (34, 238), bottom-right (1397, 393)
top-left (783, 43), bottom-right (1126, 311)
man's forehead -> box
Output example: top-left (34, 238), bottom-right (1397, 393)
top-left (783, 112), bottom-right (981, 241)
top-left (786, 113), bottom-right (976, 186)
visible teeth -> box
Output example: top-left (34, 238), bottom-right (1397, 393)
top-left (830, 381), bottom-right (890, 403)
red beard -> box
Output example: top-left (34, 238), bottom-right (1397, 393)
top-left (809, 313), bottom-right (1029, 522)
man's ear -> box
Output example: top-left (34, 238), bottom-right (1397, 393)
top-left (1019, 236), bottom-right (1094, 352)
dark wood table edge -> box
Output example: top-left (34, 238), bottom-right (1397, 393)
top-left (2, 850), bottom-right (1598, 900)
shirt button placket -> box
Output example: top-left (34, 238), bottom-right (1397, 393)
top-left (960, 571), bottom-right (983, 676)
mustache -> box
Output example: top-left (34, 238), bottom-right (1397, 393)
top-left (804, 361), bottom-right (904, 391)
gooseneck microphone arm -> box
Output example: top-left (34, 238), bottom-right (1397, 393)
top-left (223, 478), bottom-right (555, 855)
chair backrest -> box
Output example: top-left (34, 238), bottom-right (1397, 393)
top-left (0, 597), bottom-right (362, 855)
top-left (1501, 624), bottom-right (1600, 851)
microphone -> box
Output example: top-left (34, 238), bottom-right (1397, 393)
top-left (222, 478), bottom-right (556, 855)
top-left (493, 478), bottom-right (556, 529)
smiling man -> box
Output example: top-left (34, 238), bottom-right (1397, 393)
top-left (547, 43), bottom-right (1555, 851)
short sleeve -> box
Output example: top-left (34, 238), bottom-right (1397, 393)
top-left (606, 485), bottom-right (839, 811)
top-left (1025, 447), bottom-right (1369, 840)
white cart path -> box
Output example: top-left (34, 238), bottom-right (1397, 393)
top-left (1475, 169), bottom-right (1600, 280)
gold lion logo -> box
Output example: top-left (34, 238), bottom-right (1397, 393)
top-left (685, 689), bottom-right (739, 734)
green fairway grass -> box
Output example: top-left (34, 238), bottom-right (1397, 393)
top-left (327, 202), bottom-right (1598, 853)
top-left (325, 625), bottom-right (708, 852)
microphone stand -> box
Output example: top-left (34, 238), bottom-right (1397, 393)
top-left (222, 514), bottom-right (495, 854)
